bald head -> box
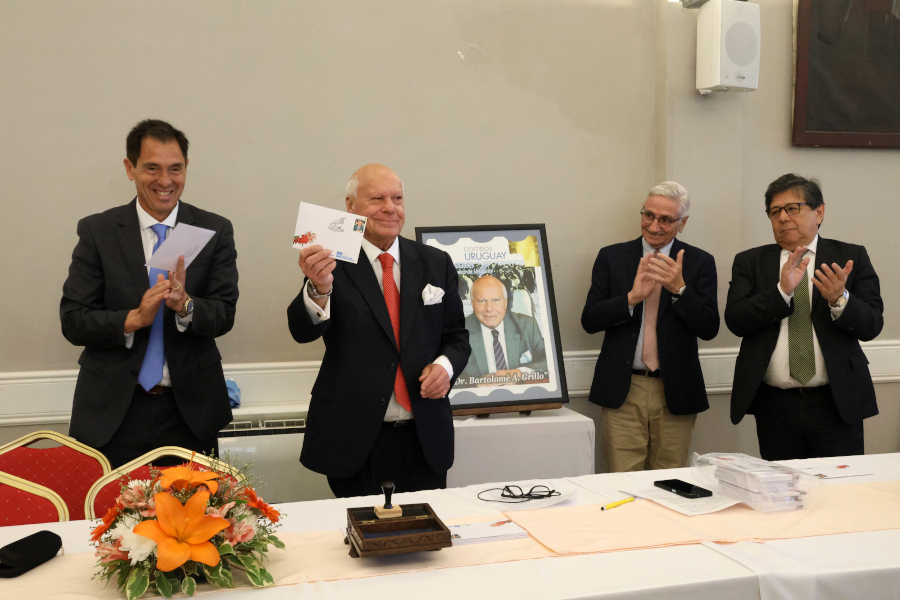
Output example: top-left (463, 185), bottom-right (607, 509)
top-left (471, 275), bottom-right (508, 329)
top-left (346, 164), bottom-right (406, 251)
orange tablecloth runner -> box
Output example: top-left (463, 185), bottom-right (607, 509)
top-left (506, 480), bottom-right (900, 554)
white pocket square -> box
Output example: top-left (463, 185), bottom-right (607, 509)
top-left (422, 284), bottom-right (445, 305)
top-left (519, 350), bottom-right (533, 365)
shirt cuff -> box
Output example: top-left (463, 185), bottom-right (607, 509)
top-left (124, 331), bottom-right (134, 349)
top-left (628, 305), bottom-right (635, 316)
top-left (778, 282), bottom-right (793, 305)
top-left (433, 355), bottom-right (454, 380)
top-left (830, 293), bottom-right (848, 320)
top-left (304, 286), bottom-right (331, 323)
top-left (175, 311), bottom-right (193, 331)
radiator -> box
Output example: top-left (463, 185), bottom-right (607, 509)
top-left (218, 412), bottom-right (333, 503)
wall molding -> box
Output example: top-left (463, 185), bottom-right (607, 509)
top-left (2, 341), bottom-right (899, 427)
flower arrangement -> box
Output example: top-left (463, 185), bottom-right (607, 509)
top-left (91, 455), bottom-right (284, 600)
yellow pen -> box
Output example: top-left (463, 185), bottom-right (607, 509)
top-left (600, 496), bottom-right (635, 511)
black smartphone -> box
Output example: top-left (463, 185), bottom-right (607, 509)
top-left (654, 479), bottom-right (712, 499)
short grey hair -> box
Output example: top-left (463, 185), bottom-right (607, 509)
top-left (646, 181), bottom-right (690, 218)
top-left (345, 173), bottom-right (405, 200)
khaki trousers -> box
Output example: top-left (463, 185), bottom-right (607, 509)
top-left (601, 374), bottom-right (696, 472)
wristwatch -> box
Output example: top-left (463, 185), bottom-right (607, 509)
top-left (178, 296), bottom-right (194, 318)
top-left (830, 289), bottom-right (849, 309)
top-left (306, 279), bottom-right (333, 299)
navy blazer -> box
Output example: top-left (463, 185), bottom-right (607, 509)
top-left (725, 238), bottom-right (883, 425)
top-left (287, 236), bottom-right (470, 478)
top-left (581, 237), bottom-right (719, 415)
top-left (60, 199), bottom-right (239, 446)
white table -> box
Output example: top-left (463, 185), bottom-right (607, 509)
top-left (2, 453), bottom-right (898, 600)
top-left (449, 406), bottom-right (595, 487)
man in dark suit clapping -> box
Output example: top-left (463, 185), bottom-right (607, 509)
top-left (726, 174), bottom-right (883, 460)
top-left (582, 182), bottom-right (719, 472)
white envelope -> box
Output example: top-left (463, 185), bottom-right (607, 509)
top-left (292, 202), bottom-right (367, 264)
top-left (145, 223), bottom-right (216, 272)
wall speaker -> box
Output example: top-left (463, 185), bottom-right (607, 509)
top-left (696, 0), bottom-right (760, 94)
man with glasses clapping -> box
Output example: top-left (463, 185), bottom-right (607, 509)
top-left (726, 174), bottom-right (883, 461)
top-left (582, 182), bottom-right (719, 473)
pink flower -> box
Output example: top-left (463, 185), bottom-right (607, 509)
top-left (206, 501), bottom-right (235, 519)
top-left (96, 538), bottom-right (129, 563)
top-left (225, 516), bottom-right (256, 545)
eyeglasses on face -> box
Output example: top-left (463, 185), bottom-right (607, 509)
top-left (640, 208), bottom-right (682, 228)
top-left (767, 202), bottom-right (808, 219)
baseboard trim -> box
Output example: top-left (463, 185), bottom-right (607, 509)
top-left (2, 341), bottom-right (898, 427)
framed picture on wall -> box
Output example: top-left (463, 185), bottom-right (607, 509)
top-left (792, 0), bottom-right (900, 148)
top-left (415, 224), bottom-right (568, 414)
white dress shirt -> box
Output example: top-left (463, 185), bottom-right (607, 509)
top-left (764, 235), bottom-right (847, 389)
top-left (303, 236), bottom-right (454, 421)
top-left (124, 202), bottom-right (192, 387)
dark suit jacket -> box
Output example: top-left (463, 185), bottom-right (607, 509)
top-left (60, 199), bottom-right (239, 446)
top-left (459, 311), bottom-right (547, 380)
top-left (725, 238), bottom-right (883, 425)
top-left (581, 237), bottom-right (719, 415)
top-left (287, 237), bottom-right (470, 478)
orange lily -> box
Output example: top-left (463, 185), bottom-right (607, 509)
top-left (242, 486), bottom-right (281, 523)
top-left (158, 459), bottom-right (219, 495)
top-left (133, 491), bottom-right (229, 572)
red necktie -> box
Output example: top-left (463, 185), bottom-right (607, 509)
top-left (377, 253), bottom-right (411, 412)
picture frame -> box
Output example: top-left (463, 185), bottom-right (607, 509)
top-left (792, 0), bottom-right (900, 148)
top-left (416, 224), bottom-right (568, 414)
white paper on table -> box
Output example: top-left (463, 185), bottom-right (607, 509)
top-left (292, 202), bottom-right (366, 264)
top-left (449, 519), bottom-right (528, 545)
top-left (791, 463), bottom-right (874, 480)
top-left (452, 479), bottom-right (580, 511)
top-left (624, 486), bottom-right (740, 516)
top-left (145, 223), bottom-right (216, 272)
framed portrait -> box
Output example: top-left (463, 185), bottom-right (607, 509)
top-left (416, 224), bottom-right (568, 413)
top-left (792, 0), bottom-right (900, 148)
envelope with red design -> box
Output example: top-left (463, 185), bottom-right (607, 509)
top-left (292, 202), bottom-right (367, 264)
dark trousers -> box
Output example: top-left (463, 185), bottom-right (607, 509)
top-left (327, 420), bottom-right (447, 499)
top-left (753, 383), bottom-right (864, 461)
top-left (94, 387), bottom-right (219, 469)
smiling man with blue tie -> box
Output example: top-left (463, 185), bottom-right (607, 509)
top-left (61, 119), bottom-right (239, 468)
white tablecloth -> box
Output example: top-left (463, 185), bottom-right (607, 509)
top-left (2, 453), bottom-right (898, 600)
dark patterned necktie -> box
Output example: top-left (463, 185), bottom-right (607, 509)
top-left (788, 254), bottom-right (815, 385)
top-left (491, 329), bottom-right (508, 371)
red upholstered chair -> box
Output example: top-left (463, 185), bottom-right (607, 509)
top-left (0, 430), bottom-right (111, 522)
top-left (0, 471), bottom-right (69, 525)
top-left (85, 446), bottom-right (244, 519)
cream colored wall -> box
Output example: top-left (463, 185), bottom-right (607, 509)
top-left (1, 1), bottom-right (898, 460)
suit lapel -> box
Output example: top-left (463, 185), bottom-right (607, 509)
top-left (116, 199), bottom-right (152, 297)
top-left (504, 314), bottom-right (522, 367)
top-left (344, 253), bottom-right (396, 347)
top-left (764, 244), bottom-right (782, 289)
top-left (398, 238), bottom-right (423, 350)
top-left (468, 320), bottom-right (490, 375)
top-left (657, 238), bottom-right (681, 321)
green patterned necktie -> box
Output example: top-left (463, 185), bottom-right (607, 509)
top-left (788, 255), bottom-right (815, 385)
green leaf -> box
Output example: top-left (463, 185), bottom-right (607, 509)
top-left (238, 553), bottom-right (263, 575)
top-left (154, 572), bottom-right (173, 598)
top-left (268, 535), bottom-right (286, 550)
top-left (202, 562), bottom-right (235, 589)
top-left (259, 567), bottom-right (275, 586)
top-left (117, 566), bottom-right (131, 590)
top-left (125, 567), bottom-right (149, 600)
top-left (218, 542), bottom-right (235, 556)
top-left (181, 576), bottom-right (197, 596)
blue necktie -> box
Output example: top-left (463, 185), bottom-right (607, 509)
top-left (138, 223), bottom-right (169, 392)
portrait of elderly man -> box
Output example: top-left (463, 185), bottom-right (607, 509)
top-left (458, 275), bottom-right (548, 386)
top-left (287, 163), bottom-right (471, 498)
top-left (726, 173), bottom-right (883, 460)
top-left (582, 181), bottom-right (719, 472)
